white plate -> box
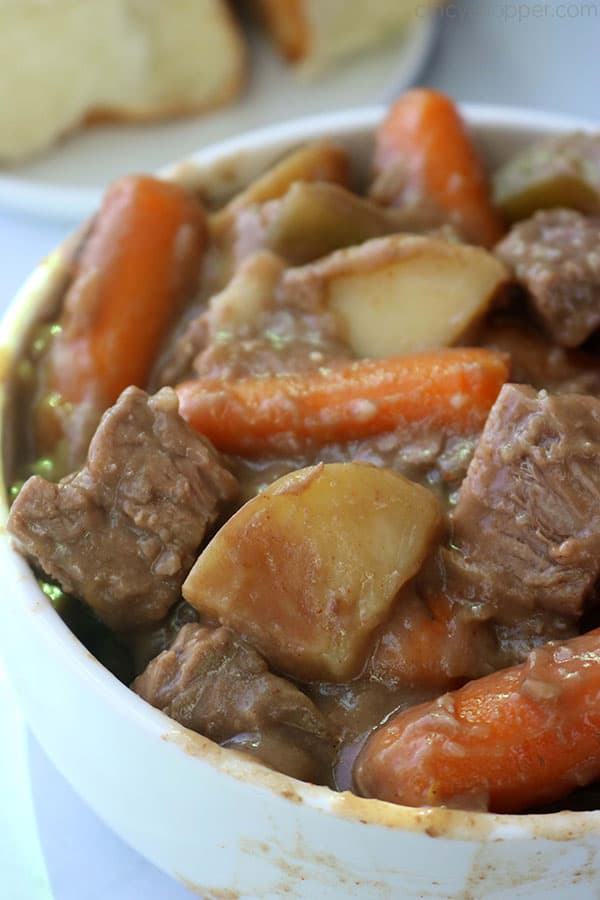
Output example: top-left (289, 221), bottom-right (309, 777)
top-left (0, 17), bottom-right (436, 223)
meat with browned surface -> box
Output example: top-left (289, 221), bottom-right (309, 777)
top-left (133, 623), bottom-right (332, 782)
top-left (153, 251), bottom-right (350, 386)
top-left (8, 387), bottom-right (238, 631)
top-left (450, 383), bottom-right (600, 619)
top-left (126, 599), bottom-right (200, 677)
top-left (478, 318), bottom-right (600, 396)
top-left (496, 209), bottom-right (600, 347)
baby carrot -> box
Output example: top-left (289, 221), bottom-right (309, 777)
top-left (355, 628), bottom-right (600, 813)
top-left (176, 348), bottom-right (509, 455)
top-left (47, 175), bottom-right (207, 407)
top-left (369, 591), bottom-right (495, 690)
top-left (372, 89), bottom-right (505, 247)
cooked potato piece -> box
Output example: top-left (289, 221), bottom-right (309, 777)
top-left (493, 132), bottom-right (600, 222)
top-left (261, 181), bottom-right (397, 265)
top-left (183, 462), bottom-right (440, 681)
top-left (283, 234), bottom-right (508, 359)
top-left (235, 183), bottom-right (462, 269)
top-left (209, 141), bottom-right (351, 288)
top-left (213, 140), bottom-right (350, 227)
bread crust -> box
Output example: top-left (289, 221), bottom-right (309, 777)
top-left (257, 0), bottom-right (310, 62)
top-left (84, 67), bottom-right (246, 128)
top-left (0, 0), bottom-right (247, 162)
top-left (88, 0), bottom-right (247, 127)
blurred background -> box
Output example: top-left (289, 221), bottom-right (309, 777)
top-left (0, 1), bottom-right (598, 897)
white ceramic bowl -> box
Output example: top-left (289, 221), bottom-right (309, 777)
top-left (1, 105), bottom-right (600, 900)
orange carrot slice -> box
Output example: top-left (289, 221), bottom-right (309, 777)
top-left (48, 175), bottom-right (207, 407)
top-left (176, 348), bottom-right (509, 455)
top-left (373, 89), bottom-right (505, 247)
top-left (369, 591), bottom-right (494, 690)
top-left (355, 628), bottom-right (600, 813)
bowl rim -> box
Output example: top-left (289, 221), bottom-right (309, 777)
top-left (2, 101), bottom-right (600, 845)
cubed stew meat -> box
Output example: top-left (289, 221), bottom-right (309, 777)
top-left (8, 89), bottom-right (600, 815)
top-left (9, 386), bottom-right (238, 631)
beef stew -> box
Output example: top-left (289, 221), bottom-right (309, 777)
top-left (7, 89), bottom-right (600, 815)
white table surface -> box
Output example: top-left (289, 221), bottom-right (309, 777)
top-left (1, 2), bottom-right (599, 898)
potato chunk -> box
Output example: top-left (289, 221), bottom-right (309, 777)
top-left (493, 132), bottom-right (600, 222)
top-left (255, 181), bottom-right (397, 265)
top-left (183, 462), bottom-right (440, 681)
top-left (213, 140), bottom-right (350, 226)
top-left (284, 234), bottom-right (508, 359)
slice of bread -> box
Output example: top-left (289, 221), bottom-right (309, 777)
top-left (257, 0), bottom-right (427, 72)
top-left (0, 0), bottom-right (246, 162)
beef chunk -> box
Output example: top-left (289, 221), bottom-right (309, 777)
top-left (478, 319), bottom-right (600, 396)
top-left (133, 623), bottom-right (332, 782)
top-left (496, 209), bottom-right (600, 347)
top-left (126, 599), bottom-right (200, 677)
top-left (151, 312), bottom-right (208, 388)
top-left (451, 383), bottom-right (600, 618)
top-left (153, 252), bottom-right (349, 385)
top-left (8, 387), bottom-right (238, 631)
